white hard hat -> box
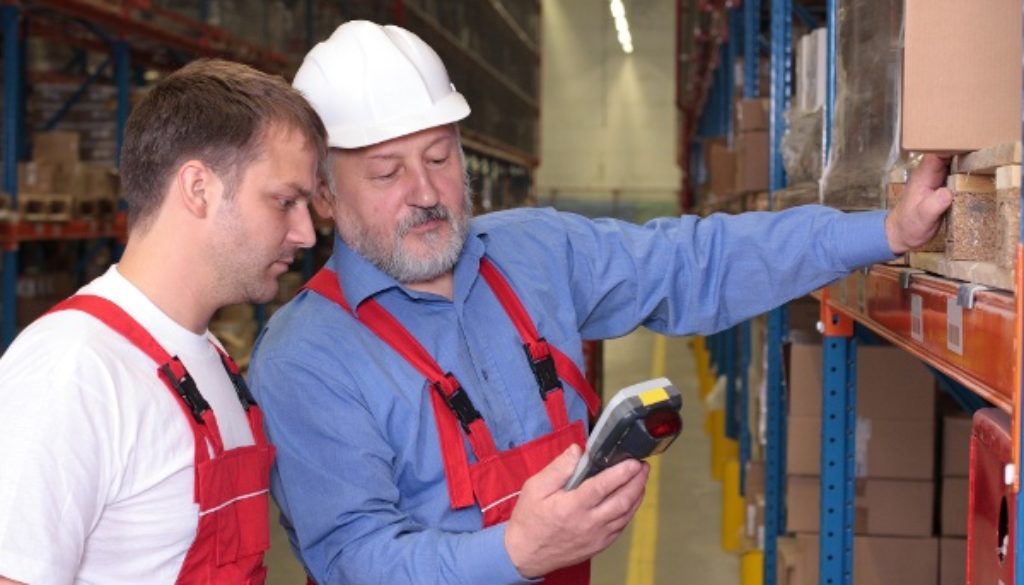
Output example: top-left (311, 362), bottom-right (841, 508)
top-left (293, 20), bottom-right (471, 149)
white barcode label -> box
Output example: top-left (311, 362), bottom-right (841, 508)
top-left (947, 297), bottom-right (964, 355)
top-left (911, 294), bottom-right (924, 342)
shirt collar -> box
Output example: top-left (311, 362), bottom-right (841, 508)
top-left (326, 222), bottom-right (490, 311)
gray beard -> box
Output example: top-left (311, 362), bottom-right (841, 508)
top-left (341, 191), bottom-right (473, 284)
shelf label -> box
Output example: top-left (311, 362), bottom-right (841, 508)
top-left (947, 297), bottom-right (964, 356)
top-left (910, 294), bottom-right (924, 342)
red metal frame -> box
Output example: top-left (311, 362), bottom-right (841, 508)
top-left (0, 212), bottom-right (126, 249)
top-left (27, 0), bottom-right (294, 74)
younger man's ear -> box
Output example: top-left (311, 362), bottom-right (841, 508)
top-left (177, 160), bottom-right (220, 218)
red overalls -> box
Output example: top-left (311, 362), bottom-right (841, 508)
top-left (304, 258), bottom-right (602, 584)
top-left (48, 295), bottom-right (275, 585)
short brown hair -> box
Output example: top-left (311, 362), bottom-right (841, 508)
top-left (120, 59), bottom-right (327, 230)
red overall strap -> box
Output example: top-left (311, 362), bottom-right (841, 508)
top-left (48, 295), bottom-right (227, 463)
top-left (477, 258), bottom-right (601, 419)
top-left (303, 270), bottom-right (496, 509)
top-left (213, 345), bottom-right (270, 447)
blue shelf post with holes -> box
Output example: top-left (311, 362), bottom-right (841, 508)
top-left (739, 316), bottom-right (752, 490)
top-left (113, 38), bottom-right (130, 260)
top-left (763, 0), bottom-right (792, 582)
top-left (724, 326), bottom-right (739, 440)
top-left (737, 0), bottom-right (761, 493)
top-left (2, 4), bottom-right (21, 348)
top-left (818, 0), bottom-right (856, 580)
top-left (819, 302), bottom-right (855, 585)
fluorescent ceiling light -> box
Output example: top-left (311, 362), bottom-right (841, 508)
top-left (610, 0), bottom-right (633, 54)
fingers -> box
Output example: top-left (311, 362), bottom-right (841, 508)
top-left (908, 154), bottom-right (951, 193)
top-left (574, 457), bottom-right (644, 507)
top-left (528, 444), bottom-right (583, 496)
top-left (918, 186), bottom-right (953, 218)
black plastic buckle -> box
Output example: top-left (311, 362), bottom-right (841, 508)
top-left (159, 359), bottom-right (211, 424)
top-left (219, 354), bottom-right (257, 410)
top-left (433, 374), bottom-right (482, 433)
top-left (229, 370), bottom-right (258, 410)
top-left (524, 340), bottom-right (562, 398)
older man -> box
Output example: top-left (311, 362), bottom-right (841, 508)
top-left (249, 20), bottom-right (951, 585)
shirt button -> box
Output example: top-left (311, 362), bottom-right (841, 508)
top-left (481, 369), bottom-right (489, 380)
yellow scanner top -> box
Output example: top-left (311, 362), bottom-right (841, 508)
top-left (638, 387), bottom-right (670, 406)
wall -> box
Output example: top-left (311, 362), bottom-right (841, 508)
top-left (536, 0), bottom-right (681, 221)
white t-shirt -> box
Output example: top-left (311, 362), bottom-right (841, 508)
top-left (0, 266), bottom-right (255, 585)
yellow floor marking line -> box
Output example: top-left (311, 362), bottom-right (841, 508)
top-left (624, 334), bottom-right (667, 585)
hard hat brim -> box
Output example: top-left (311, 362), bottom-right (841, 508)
top-left (326, 92), bottom-right (471, 149)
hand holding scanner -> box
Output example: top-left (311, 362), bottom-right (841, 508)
top-left (565, 377), bottom-right (683, 490)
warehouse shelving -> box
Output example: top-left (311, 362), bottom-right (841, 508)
top-left (684, 0), bottom-right (1022, 582)
top-left (1, 1), bottom-right (543, 349)
top-left (1, 1), bottom-right (304, 347)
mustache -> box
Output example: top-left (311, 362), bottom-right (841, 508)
top-left (397, 205), bottom-right (452, 236)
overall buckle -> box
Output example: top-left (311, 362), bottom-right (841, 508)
top-left (159, 358), bottom-right (210, 424)
top-left (524, 340), bottom-right (562, 398)
top-left (433, 373), bottom-right (483, 433)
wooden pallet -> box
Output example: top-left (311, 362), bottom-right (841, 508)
top-left (953, 141), bottom-right (1021, 175)
top-left (907, 252), bottom-right (1013, 292)
top-left (73, 195), bottom-right (118, 220)
top-left (21, 193), bottom-right (73, 222)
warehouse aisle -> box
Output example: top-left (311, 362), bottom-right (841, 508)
top-left (592, 330), bottom-right (738, 585)
top-left (263, 330), bottom-right (738, 584)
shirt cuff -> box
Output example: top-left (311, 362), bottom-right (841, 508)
top-left (833, 210), bottom-right (896, 270)
top-left (459, 523), bottom-right (542, 585)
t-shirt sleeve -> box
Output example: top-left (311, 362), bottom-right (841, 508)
top-left (0, 351), bottom-right (115, 584)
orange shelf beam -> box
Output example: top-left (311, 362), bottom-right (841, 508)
top-left (818, 263), bottom-right (1015, 412)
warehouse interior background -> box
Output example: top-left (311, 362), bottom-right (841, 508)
top-left (1, 0), bottom-right (1021, 584)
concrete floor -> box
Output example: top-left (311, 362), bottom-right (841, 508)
top-left (263, 330), bottom-right (737, 584)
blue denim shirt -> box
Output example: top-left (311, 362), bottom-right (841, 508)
top-left (248, 206), bottom-right (893, 584)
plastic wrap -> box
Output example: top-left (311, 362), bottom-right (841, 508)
top-left (820, 0), bottom-right (903, 210)
top-left (781, 107), bottom-right (823, 185)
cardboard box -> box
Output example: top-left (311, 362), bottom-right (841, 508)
top-left (778, 534), bottom-right (939, 585)
top-left (707, 141), bottom-right (736, 197)
top-left (32, 131), bottom-right (80, 166)
top-left (735, 131), bottom-right (769, 192)
top-left (736, 98), bottom-right (769, 132)
top-left (17, 162), bottom-right (63, 194)
top-left (786, 475), bottom-right (934, 536)
top-left (939, 537), bottom-right (966, 585)
top-left (941, 476), bottom-right (968, 537)
top-left (786, 416), bottom-right (934, 480)
top-left (902, 0), bottom-right (1022, 151)
top-left (943, 415), bottom-right (972, 477)
top-left (83, 165), bottom-right (119, 199)
top-left (786, 296), bottom-right (821, 340)
top-left (788, 343), bottom-right (935, 420)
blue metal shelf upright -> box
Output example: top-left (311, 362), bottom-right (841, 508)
top-left (763, 0), bottom-right (791, 583)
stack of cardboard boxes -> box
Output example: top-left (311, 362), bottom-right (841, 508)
top-left (733, 98), bottom-right (769, 195)
top-left (17, 131), bottom-right (119, 222)
top-left (939, 415), bottom-right (970, 585)
top-left (698, 97), bottom-right (771, 213)
top-left (777, 342), bottom-right (939, 585)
